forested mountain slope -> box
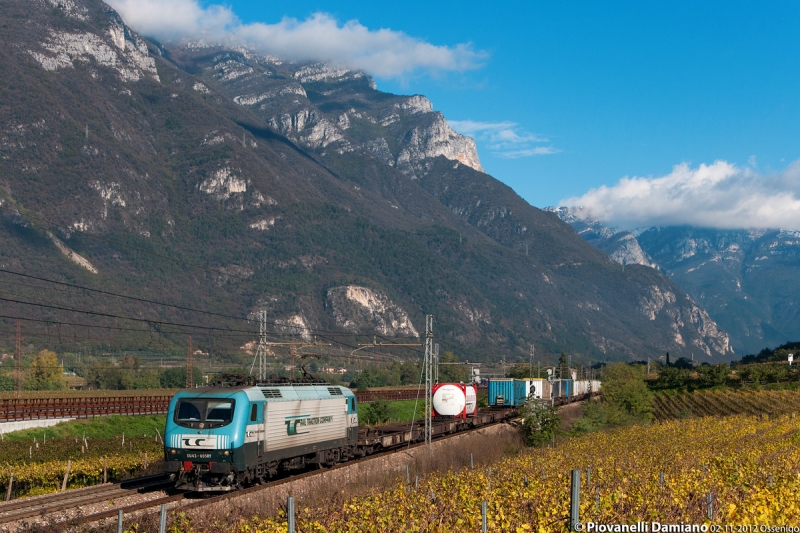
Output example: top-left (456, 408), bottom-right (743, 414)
top-left (0, 0), bottom-right (733, 362)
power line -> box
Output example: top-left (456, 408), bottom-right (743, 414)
top-left (0, 206), bottom-right (429, 343)
top-left (0, 205), bottom-right (281, 289)
top-left (0, 268), bottom-right (250, 322)
top-left (0, 270), bottom-right (420, 342)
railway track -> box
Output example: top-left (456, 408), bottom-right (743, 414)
top-left (0, 474), bottom-right (173, 525)
top-left (77, 414), bottom-right (517, 527)
top-left (0, 413), bottom-right (516, 529)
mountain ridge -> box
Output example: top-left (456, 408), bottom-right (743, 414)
top-left (549, 206), bottom-right (800, 353)
top-left (0, 0), bottom-right (734, 363)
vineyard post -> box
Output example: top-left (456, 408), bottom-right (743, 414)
top-left (287, 496), bottom-right (296, 533)
top-left (706, 493), bottom-right (713, 520)
top-left (61, 460), bottom-right (72, 491)
top-left (5, 470), bottom-right (12, 501)
top-left (117, 509), bottom-right (123, 533)
top-left (570, 469), bottom-right (581, 531)
top-left (659, 471), bottom-right (664, 491)
top-left (405, 465), bottom-right (409, 485)
top-left (481, 501), bottom-right (487, 533)
top-left (159, 503), bottom-right (167, 533)
top-left (104, 457), bottom-right (107, 484)
top-left (470, 453), bottom-right (474, 469)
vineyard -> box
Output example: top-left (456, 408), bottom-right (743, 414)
top-left (653, 388), bottom-right (800, 420)
top-left (163, 413), bottom-right (800, 532)
top-left (0, 420), bottom-right (163, 497)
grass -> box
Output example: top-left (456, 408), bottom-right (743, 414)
top-left (385, 399), bottom-right (425, 423)
top-left (2, 414), bottom-right (166, 441)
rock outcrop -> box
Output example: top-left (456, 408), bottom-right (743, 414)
top-left (327, 286), bottom-right (418, 337)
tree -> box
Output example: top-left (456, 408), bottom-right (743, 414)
top-left (438, 351), bottom-right (469, 383)
top-left (519, 400), bottom-right (560, 447)
top-left (601, 363), bottom-right (653, 422)
top-left (160, 367), bottom-right (203, 388)
top-left (360, 398), bottom-right (391, 425)
top-left (0, 372), bottom-right (13, 391)
top-left (26, 349), bottom-right (66, 390)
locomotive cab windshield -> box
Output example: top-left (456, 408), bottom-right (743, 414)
top-left (175, 398), bottom-right (235, 429)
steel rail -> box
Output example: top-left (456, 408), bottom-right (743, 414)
top-left (74, 410), bottom-right (518, 527)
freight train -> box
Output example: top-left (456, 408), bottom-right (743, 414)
top-left (162, 376), bottom-right (511, 492)
top-left (162, 373), bottom-right (599, 492)
top-left (488, 378), bottom-right (601, 407)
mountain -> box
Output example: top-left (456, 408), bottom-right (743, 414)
top-left (544, 207), bottom-right (658, 269)
top-left (0, 0), bottom-right (734, 363)
top-left (549, 207), bottom-right (800, 354)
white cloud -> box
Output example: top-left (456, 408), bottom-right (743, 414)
top-left (107, 0), bottom-right (485, 79)
top-left (448, 120), bottom-right (558, 158)
top-left (497, 146), bottom-right (561, 158)
top-left (561, 159), bottom-right (800, 230)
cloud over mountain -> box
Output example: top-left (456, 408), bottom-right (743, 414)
top-left (561, 159), bottom-right (800, 230)
top-left (106, 0), bottom-right (485, 79)
top-left (448, 120), bottom-right (558, 159)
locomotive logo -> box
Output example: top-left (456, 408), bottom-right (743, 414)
top-left (173, 434), bottom-right (227, 449)
top-left (285, 414), bottom-right (333, 436)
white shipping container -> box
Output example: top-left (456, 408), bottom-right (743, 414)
top-left (528, 379), bottom-right (547, 399)
top-left (264, 398), bottom-right (347, 452)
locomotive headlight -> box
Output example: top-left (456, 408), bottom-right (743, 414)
top-left (170, 449), bottom-right (177, 454)
top-left (223, 450), bottom-right (230, 456)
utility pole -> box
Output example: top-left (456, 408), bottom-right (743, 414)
top-left (290, 345), bottom-right (298, 381)
top-left (434, 343), bottom-right (439, 383)
top-left (424, 315), bottom-right (434, 446)
top-left (251, 310), bottom-right (268, 383)
top-left (14, 322), bottom-right (22, 398)
top-left (529, 344), bottom-right (534, 380)
top-left (186, 337), bottom-right (193, 388)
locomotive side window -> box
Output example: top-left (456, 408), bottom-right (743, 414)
top-left (250, 404), bottom-right (258, 421)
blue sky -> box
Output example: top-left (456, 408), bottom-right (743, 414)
top-left (112, 0), bottom-right (800, 229)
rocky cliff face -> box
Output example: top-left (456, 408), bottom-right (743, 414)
top-left (637, 226), bottom-right (800, 352)
top-left (327, 286), bottom-right (418, 337)
top-left (0, 0), bottom-right (735, 362)
top-left (169, 48), bottom-right (484, 178)
top-left (545, 207), bottom-right (658, 268)
top-left (550, 204), bottom-right (800, 353)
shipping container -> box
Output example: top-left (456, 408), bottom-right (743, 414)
top-left (432, 383), bottom-right (478, 417)
top-left (539, 380), bottom-right (553, 401)
top-left (488, 379), bottom-right (515, 407)
top-left (573, 380), bottom-right (588, 396)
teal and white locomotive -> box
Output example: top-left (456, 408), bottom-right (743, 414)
top-left (162, 376), bottom-right (359, 491)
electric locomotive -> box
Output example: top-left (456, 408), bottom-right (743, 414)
top-left (162, 376), bottom-right (358, 492)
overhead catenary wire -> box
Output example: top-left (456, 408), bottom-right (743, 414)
top-left (0, 205), bottom-right (436, 362)
top-left (0, 268), bottom-right (410, 339)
